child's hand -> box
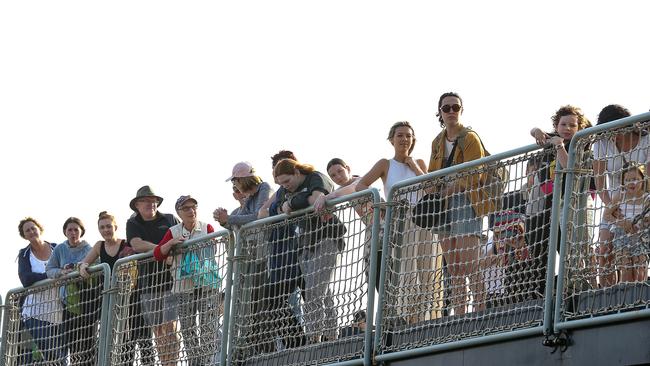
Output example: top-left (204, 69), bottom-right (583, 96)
top-left (515, 247), bottom-right (529, 261)
top-left (549, 136), bottom-right (564, 147)
top-left (604, 204), bottom-right (622, 222)
top-left (620, 220), bottom-right (635, 233)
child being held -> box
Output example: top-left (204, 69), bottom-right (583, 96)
top-left (604, 162), bottom-right (650, 283)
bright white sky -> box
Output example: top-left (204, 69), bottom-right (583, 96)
top-left (1, 1), bottom-right (648, 299)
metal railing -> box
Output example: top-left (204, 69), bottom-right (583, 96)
top-left (2, 113), bottom-right (650, 365)
top-left (103, 230), bottom-right (232, 366)
top-left (227, 189), bottom-right (382, 366)
top-left (555, 112), bottom-right (650, 332)
top-left (1, 263), bottom-right (110, 366)
top-left (373, 144), bottom-right (554, 361)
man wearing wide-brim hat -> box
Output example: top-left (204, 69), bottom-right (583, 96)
top-left (126, 185), bottom-right (180, 365)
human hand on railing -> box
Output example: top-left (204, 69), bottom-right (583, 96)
top-left (313, 194), bottom-right (329, 212)
top-left (79, 262), bottom-right (91, 279)
top-left (531, 127), bottom-right (550, 146)
top-left (281, 201), bottom-right (292, 215)
top-left (61, 263), bottom-right (76, 276)
top-left (549, 136), bottom-right (564, 149)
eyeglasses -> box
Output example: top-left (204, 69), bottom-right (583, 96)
top-left (138, 198), bottom-right (159, 205)
top-left (440, 104), bottom-right (462, 113)
top-left (179, 205), bottom-right (198, 212)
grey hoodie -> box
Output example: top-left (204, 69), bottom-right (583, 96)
top-left (46, 240), bottom-right (93, 278)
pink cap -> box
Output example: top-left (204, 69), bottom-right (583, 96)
top-left (225, 161), bottom-right (255, 182)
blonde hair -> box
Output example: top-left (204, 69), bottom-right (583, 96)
top-left (622, 162), bottom-right (649, 192)
top-left (387, 121), bottom-right (416, 155)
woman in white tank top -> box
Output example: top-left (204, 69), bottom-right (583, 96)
top-left (356, 121), bottom-right (444, 323)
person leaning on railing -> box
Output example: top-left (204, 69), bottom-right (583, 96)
top-left (78, 211), bottom-right (151, 366)
top-left (428, 92), bottom-right (488, 315)
top-left (45, 217), bottom-right (97, 366)
top-left (274, 158), bottom-right (346, 344)
top-left (154, 195), bottom-right (220, 366)
top-left (16, 217), bottom-right (65, 364)
top-left (529, 105), bottom-right (596, 295)
top-left (256, 152), bottom-right (309, 352)
top-left (317, 158), bottom-right (384, 293)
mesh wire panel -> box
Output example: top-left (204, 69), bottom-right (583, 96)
top-left (561, 122), bottom-right (650, 322)
top-left (378, 149), bottom-right (551, 354)
top-left (3, 267), bottom-right (106, 366)
top-left (108, 233), bottom-right (230, 366)
top-left (229, 192), bottom-right (377, 366)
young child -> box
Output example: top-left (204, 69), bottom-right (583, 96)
top-left (492, 211), bottom-right (533, 303)
top-left (604, 162), bottom-right (650, 283)
top-left (480, 235), bottom-right (506, 309)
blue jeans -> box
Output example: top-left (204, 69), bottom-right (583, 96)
top-left (23, 318), bottom-right (66, 364)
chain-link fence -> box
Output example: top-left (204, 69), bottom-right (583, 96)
top-left (4, 115), bottom-right (650, 366)
top-left (557, 117), bottom-right (650, 326)
top-left (376, 146), bottom-right (552, 355)
top-left (228, 190), bottom-right (381, 366)
top-left (1, 263), bottom-right (110, 366)
top-left (104, 231), bottom-right (231, 366)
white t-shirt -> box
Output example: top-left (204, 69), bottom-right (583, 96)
top-left (592, 134), bottom-right (650, 191)
top-left (481, 239), bottom-right (505, 296)
top-left (21, 252), bottom-right (63, 324)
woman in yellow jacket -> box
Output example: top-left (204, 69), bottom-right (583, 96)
top-left (428, 92), bottom-right (490, 315)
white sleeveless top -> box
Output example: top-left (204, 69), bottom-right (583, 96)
top-left (384, 159), bottom-right (418, 203)
top-left (22, 252), bottom-right (63, 323)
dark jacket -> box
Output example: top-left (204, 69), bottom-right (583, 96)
top-left (18, 242), bottom-right (57, 288)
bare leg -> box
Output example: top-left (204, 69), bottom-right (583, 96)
top-left (456, 235), bottom-right (484, 312)
top-left (596, 229), bottom-right (616, 287)
top-left (153, 321), bottom-right (179, 366)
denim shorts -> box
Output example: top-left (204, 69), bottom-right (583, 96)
top-left (437, 193), bottom-right (482, 236)
top-left (140, 291), bottom-right (179, 326)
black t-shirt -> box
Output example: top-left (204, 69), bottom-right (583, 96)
top-left (126, 212), bottom-right (179, 293)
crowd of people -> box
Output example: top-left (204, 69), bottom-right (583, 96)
top-left (15, 92), bottom-right (650, 364)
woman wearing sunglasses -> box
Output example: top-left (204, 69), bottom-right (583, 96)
top-left (428, 92), bottom-right (489, 315)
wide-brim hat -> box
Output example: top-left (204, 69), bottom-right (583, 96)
top-left (129, 185), bottom-right (164, 211)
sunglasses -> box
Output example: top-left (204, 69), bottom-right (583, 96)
top-left (440, 104), bottom-right (462, 113)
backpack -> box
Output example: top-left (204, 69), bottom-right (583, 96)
top-left (457, 127), bottom-right (509, 213)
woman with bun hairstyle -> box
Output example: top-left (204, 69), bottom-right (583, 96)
top-left (79, 212), bottom-right (153, 365)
